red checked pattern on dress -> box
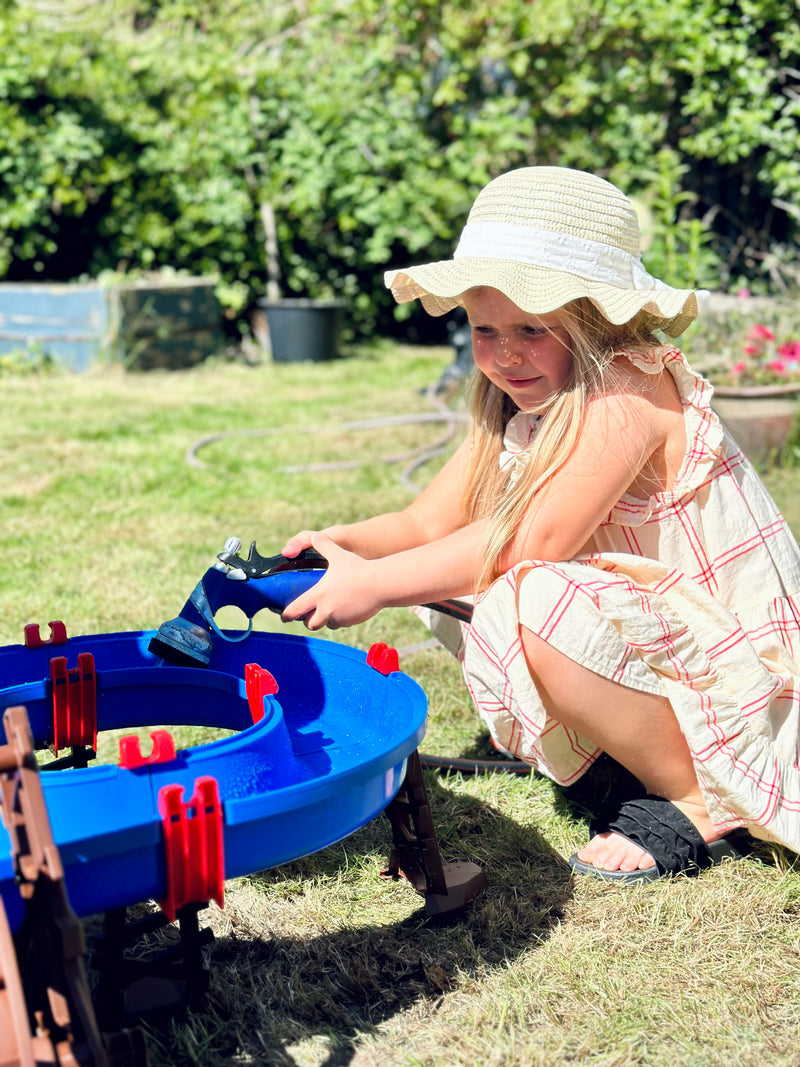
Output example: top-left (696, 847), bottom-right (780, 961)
top-left (462, 346), bottom-right (800, 852)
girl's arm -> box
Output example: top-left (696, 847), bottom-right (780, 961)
top-left (503, 372), bottom-right (676, 565)
top-left (282, 520), bottom-right (488, 630)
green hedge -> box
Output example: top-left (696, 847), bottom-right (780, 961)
top-left (0, 0), bottom-right (797, 341)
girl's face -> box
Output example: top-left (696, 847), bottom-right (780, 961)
top-left (463, 288), bottom-right (573, 412)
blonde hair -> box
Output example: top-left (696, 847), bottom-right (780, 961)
top-left (462, 298), bottom-right (659, 588)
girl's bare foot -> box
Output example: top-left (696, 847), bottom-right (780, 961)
top-left (576, 830), bottom-right (653, 873)
top-left (576, 798), bottom-right (722, 873)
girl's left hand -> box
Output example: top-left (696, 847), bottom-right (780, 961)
top-left (281, 533), bottom-right (381, 630)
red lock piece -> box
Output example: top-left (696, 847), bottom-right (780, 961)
top-left (244, 662), bottom-right (279, 724)
top-left (158, 776), bottom-right (224, 922)
top-left (24, 621), bottom-right (68, 649)
top-left (50, 652), bottom-right (97, 755)
top-left (366, 642), bottom-right (400, 676)
top-left (118, 729), bottom-right (177, 769)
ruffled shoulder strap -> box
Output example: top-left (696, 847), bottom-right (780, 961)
top-left (612, 344), bottom-right (726, 509)
top-left (614, 344), bottom-right (665, 376)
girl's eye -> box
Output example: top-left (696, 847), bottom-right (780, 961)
top-left (521, 325), bottom-right (546, 337)
top-left (472, 326), bottom-right (495, 336)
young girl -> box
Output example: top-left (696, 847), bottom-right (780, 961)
top-left (281, 166), bottom-right (800, 881)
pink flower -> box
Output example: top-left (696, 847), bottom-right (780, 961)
top-left (747, 324), bottom-right (776, 342)
top-left (719, 319), bottom-right (800, 386)
top-left (736, 288), bottom-right (751, 298)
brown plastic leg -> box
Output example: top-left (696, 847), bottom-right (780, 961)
top-left (94, 902), bottom-right (213, 1028)
top-left (0, 896), bottom-right (34, 1067)
top-left (1, 705), bottom-right (150, 1066)
top-left (382, 750), bottom-right (487, 919)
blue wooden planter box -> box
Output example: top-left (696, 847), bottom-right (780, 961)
top-left (0, 278), bottom-right (225, 371)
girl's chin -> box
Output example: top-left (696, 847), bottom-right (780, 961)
top-left (507, 387), bottom-right (557, 414)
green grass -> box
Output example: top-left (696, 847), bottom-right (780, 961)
top-left (2, 346), bottom-right (800, 1067)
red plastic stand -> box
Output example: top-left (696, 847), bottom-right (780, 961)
top-left (244, 662), bottom-right (279, 723)
top-left (119, 729), bottom-right (177, 769)
top-left (157, 777), bottom-right (224, 923)
top-left (50, 652), bottom-right (97, 755)
top-left (24, 620), bottom-right (68, 649)
top-left (366, 642), bottom-right (399, 675)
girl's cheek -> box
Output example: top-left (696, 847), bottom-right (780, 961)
top-left (472, 336), bottom-right (493, 365)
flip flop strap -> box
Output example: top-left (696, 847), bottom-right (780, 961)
top-left (605, 797), bottom-right (711, 877)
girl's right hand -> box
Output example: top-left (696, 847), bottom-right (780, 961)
top-left (281, 533), bottom-right (381, 630)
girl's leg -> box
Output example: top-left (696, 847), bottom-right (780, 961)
top-left (520, 626), bottom-right (719, 873)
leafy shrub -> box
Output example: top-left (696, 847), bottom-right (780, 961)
top-left (0, 0), bottom-right (797, 341)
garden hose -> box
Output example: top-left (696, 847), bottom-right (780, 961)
top-left (186, 386), bottom-right (469, 493)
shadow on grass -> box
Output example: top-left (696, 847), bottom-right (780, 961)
top-left (426, 730), bottom-right (648, 837)
top-left (143, 772), bottom-right (574, 1067)
top-left (551, 752), bottom-right (647, 832)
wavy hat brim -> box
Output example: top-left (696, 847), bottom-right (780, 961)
top-left (385, 258), bottom-right (699, 338)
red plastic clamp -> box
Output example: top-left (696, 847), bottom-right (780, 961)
top-left (50, 652), bottom-right (97, 754)
top-left (366, 642), bottom-right (399, 676)
top-left (245, 662), bottom-right (279, 724)
top-left (24, 621), bottom-right (68, 649)
top-left (119, 729), bottom-right (177, 769)
top-left (157, 776), bottom-right (224, 922)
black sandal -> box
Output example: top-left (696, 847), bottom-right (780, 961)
top-left (568, 796), bottom-right (753, 882)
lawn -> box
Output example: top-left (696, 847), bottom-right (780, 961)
top-left (1, 344), bottom-right (799, 1067)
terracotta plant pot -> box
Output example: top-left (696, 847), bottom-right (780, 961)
top-left (711, 382), bottom-right (800, 465)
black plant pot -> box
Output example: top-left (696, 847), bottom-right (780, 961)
top-left (257, 297), bottom-right (344, 362)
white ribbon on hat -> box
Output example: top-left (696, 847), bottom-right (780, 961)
top-left (454, 221), bottom-right (669, 291)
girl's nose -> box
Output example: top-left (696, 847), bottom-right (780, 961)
top-left (495, 336), bottom-right (524, 366)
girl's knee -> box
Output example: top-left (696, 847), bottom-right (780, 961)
top-left (519, 625), bottom-right (583, 688)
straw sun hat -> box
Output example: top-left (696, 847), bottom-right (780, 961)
top-left (384, 167), bottom-right (700, 337)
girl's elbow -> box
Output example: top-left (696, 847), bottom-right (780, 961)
top-left (502, 534), bottom-right (575, 568)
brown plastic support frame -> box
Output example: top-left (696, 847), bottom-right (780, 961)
top-left (381, 749), bottom-right (487, 919)
top-left (93, 902), bottom-right (214, 1029)
top-left (0, 705), bottom-right (148, 1067)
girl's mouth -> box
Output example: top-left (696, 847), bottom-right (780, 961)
top-left (505, 376), bottom-right (541, 388)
